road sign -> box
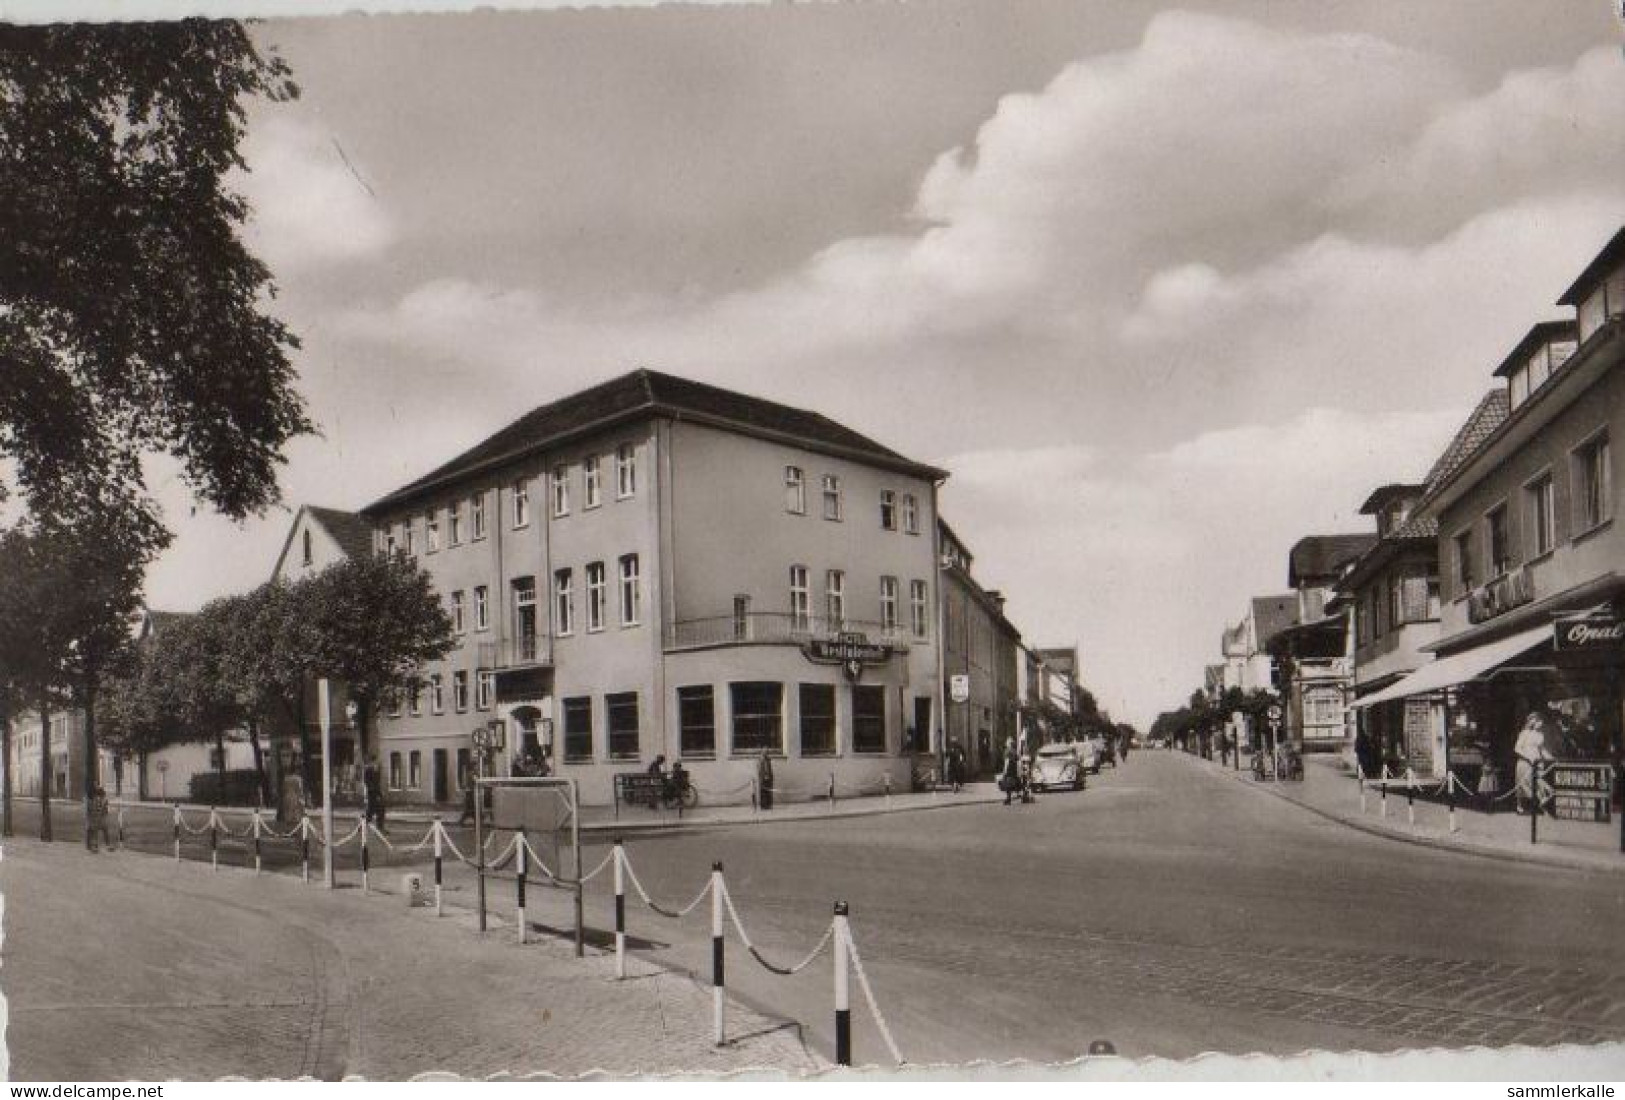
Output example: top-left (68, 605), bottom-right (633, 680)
top-left (155, 759), bottom-right (169, 773)
top-left (1266, 704), bottom-right (1282, 721)
top-left (1547, 761), bottom-right (1612, 823)
top-left (949, 674), bottom-right (971, 703)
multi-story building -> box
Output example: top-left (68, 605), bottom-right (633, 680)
top-left (938, 520), bottom-right (1021, 776)
top-left (1357, 226), bottom-right (1624, 795)
top-left (1266, 534), bottom-right (1375, 754)
top-left (359, 369), bottom-right (946, 806)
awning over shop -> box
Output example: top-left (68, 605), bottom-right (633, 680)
top-left (1352, 623), bottom-right (1552, 709)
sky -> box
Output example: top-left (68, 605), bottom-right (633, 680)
top-left (105, 0), bottom-right (1625, 728)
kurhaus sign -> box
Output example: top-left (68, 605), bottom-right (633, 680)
top-left (803, 631), bottom-right (894, 681)
top-left (1554, 611), bottom-right (1625, 652)
top-left (1467, 566), bottom-right (1534, 624)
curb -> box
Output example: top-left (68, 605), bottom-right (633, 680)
top-left (583, 791), bottom-right (1006, 835)
top-left (1183, 753), bottom-right (1625, 876)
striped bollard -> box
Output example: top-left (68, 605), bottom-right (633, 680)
top-left (1447, 772), bottom-right (1458, 834)
top-left (1530, 762), bottom-right (1540, 846)
top-left (172, 804), bottom-right (181, 862)
top-left (252, 813), bottom-right (263, 875)
top-left (359, 814), bottom-right (371, 893)
top-left (828, 773), bottom-right (836, 809)
top-left (1380, 771), bottom-right (1388, 818)
top-left (210, 811), bottom-right (219, 872)
top-left (1357, 767), bottom-right (1367, 814)
top-left (516, 828), bottom-right (529, 946)
top-left (711, 861), bottom-right (725, 1046)
top-left (884, 772), bottom-right (893, 801)
top-left (433, 820), bottom-right (445, 917)
top-left (614, 839), bottom-right (626, 979)
top-left (300, 816), bottom-right (312, 883)
top-left (833, 901), bottom-right (852, 1067)
top-left (117, 808), bottom-right (126, 847)
top-left (1406, 777), bottom-right (1415, 827)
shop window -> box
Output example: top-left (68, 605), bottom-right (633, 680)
top-left (800, 683), bottom-right (836, 757)
top-left (730, 682), bottom-right (783, 755)
top-left (607, 692), bottom-right (640, 760)
top-left (678, 685), bottom-right (716, 758)
top-left (852, 685), bottom-right (886, 754)
top-left (563, 696), bottom-right (593, 763)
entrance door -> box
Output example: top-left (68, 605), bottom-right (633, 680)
top-left (433, 748), bottom-right (449, 803)
top-left (913, 696), bottom-right (933, 754)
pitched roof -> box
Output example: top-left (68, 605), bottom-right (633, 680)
top-left (1287, 534), bottom-right (1378, 587)
top-left (1557, 225), bottom-right (1625, 307)
top-left (1358, 484), bottom-right (1424, 515)
top-left (139, 609), bottom-right (192, 640)
top-left (1491, 320), bottom-right (1578, 378)
top-left (307, 506), bottom-right (373, 561)
top-left (365, 369), bottom-right (947, 514)
top-left (1420, 389), bottom-right (1510, 501)
top-left (1250, 594), bottom-right (1299, 649)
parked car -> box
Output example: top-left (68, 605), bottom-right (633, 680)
top-left (1087, 734), bottom-right (1113, 770)
top-left (1031, 743), bottom-right (1086, 792)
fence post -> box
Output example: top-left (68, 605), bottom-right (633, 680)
top-left (614, 838), bottom-right (626, 980)
top-left (1406, 777), bottom-right (1415, 827)
top-left (833, 900), bottom-right (852, 1067)
top-left (253, 812), bottom-right (263, 876)
top-left (117, 807), bottom-right (126, 847)
top-left (1380, 776), bottom-right (1388, 819)
top-left (210, 810), bottom-right (219, 872)
top-left (301, 815), bottom-right (311, 883)
top-left (711, 861), bottom-right (725, 1046)
top-left (173, 803), bottom-right (181, 863)
top-left (433, 820), bottom-right (444, 916)
top-left (1447, 772), bottom-right (1458, 834)
top-left (829, 773), bottom-right (836, 809)
top-left (884, 772), bottom-right (893, 802)
top-left (359, 813), bottom-right (370, 893)
top-left (516, 827), bottom-right (528, 946)
top-left (1530, 761), bottom-right (1540, 846)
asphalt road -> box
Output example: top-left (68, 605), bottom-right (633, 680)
top-left (588, 751), bottom-right (1625, 1066)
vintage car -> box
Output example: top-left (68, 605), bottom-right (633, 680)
top-left (1031, 742), bottom-right (1086, 792)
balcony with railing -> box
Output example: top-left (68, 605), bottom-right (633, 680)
top-left (477, 634), bottom-right (554, 669)
top-left (664, 612), bottom-right (913, 653)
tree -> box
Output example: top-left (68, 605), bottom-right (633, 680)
top-left (296, 554), bottom-right (456, 762)
top-left (0, 20), bottom-right (311, 528)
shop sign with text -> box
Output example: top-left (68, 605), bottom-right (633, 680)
top-left (1467, 566), bottom-right (1534, 624)
top-left (803, 631), bottom-right (893, 680)
top-left (1554, 611), bottom-right (1625, 652)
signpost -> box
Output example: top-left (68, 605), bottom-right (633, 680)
top-left (1266, 704), bottom-right (1283, 783)
top-left (1547, 761), bottom-right (1612, 823)
top-left (949, 675), bottom-right (971, 704)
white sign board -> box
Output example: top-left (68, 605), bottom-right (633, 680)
top-left (949, 674), bottom-right (971, 703)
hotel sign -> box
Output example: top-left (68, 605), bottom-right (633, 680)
top-left (803, 631), bottom-right (894, 681)
top-left (1553, 611), bottom-right (1625, 652)
top-left (1467, 566), bottom-right (1535, 624)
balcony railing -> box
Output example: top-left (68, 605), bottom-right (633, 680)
top-left (664, 612), bottom-right (913, 652)
top-left (477, 634), bottom-right (553, 669)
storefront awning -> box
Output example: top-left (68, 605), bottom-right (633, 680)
top-left (1352, 623), bottom-right (1552, 709)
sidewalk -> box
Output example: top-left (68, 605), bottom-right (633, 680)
top-left (0, 834), bottom-right (823, 1080)
top-left (1179, 749), bottom-right (1625, 874)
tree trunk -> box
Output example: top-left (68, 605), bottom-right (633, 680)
top-left (248, 718), bottom-right (269, 808)
top-left (38, 695), bottom-right (51, 842)
top-left (138, 749), bottom-right (149, 801)
top-left (357, 694), bottom-right (371, 762)
top-left (82, 673), bottom-right (98, 849)
top-left (214, 727), bottom-right (227, 799)
top-left (291, 684), bottom-right (315, 808)
top-left (1, 697), bottom-right (12, 838)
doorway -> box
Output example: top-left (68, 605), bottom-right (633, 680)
top-left (433, 748), bottom-right (449, 803)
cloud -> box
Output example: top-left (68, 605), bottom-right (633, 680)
top-left (237, 115), bottom-right (396, 277)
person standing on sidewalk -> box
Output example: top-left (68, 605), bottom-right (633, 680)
top-left (1514, 710), bottom-right (1554, 815)
top-left (363, 760), bottom-right (388, 834)
top-left (86, 786), bottom-right (114, 852)
top-left (757, 750), bottom-right (774, 810)
top-left (1000, 739), bottom-right (1021, 806)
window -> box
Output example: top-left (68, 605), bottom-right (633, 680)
top-left (457, 748), bottom-right (472, 790)
top-left (425, 510), bottom-right (440, 553)
top-left (474, 586), bottom-right (490, 631)
top-left (448, 501), bottom-right (464, 546)
top-left (616, 443), bottom-right (637, 499)
top-left (619, 554), bottom-right (642, 626)
top-left (389, 753), bottom-right (403, 790)
top-left (388, 691), bottom-right (402, 718)
top-left (910, 580), bottom-right (928, 639)
top-left (825, 569), bottom-right (845, 628)
top-left (551, 465), bottom-right (570, 517)
top-left (790, 565), bottom-right (810, 630)
top-left (301, 529), bottom-right (313, 566)
top-left (563, 697), bottom-right (593, 763)
top-left (409, 681), bottom-right (423, 716)
top-left (880, 576), bottom-right (899, 632)
top-left (403, 522), bottom-right (416, 557)
top-left (453, 671), bottom-right (469, 712)
top-left (586, 561), bottom-right (606, 631)
top-left (678, 685), bottom-right (717, 758)
top-left (1357, 589), bottom-right (1374, 645)
top-left (1453, 530), bottom-right (1474, 596)
top-left (1527, 473), bottom-right (1556, 557)
top-left (607, 692), bottom-right (640, 759)
top-left (822, 475), bottom-right (842, 520)
top-left (450, 590), bottom-right (466, 634)
top-left (476, 671), bottom-right (493, 711)
top-left (1304, 691), bottom-right (1341, 727)
top-left (852, 685), bottom-right (886, 754)
top-left (800, 683), bottom-right (836, 757)
top-left (513, 576), bottom-right (538, 655)
top-left (430, 674), bottom-right (444, 714)
top-left (1509, 367), bottom-right (1529, 410)
top-left (732, 594), bottom-right (750, 641)
top-left (785, 466), bottom-right (805, 514)
top-left (513, 478), bottom-right (530, 528)
top-left (1388, 575), bottom-right (1405, 631)
top-left (903, 493), bottom-right (919, 535)
top-left (1485, 504), bottom-right (1511, 578)
top-left (880, 490), bottom-right (897, 530)
top-left (1574, 431), bottom-right (1613, 534)
top-left (385, 530), bottom-right (398, 556)
top-left (554, 569), bottom-right (574, 636)
top-left (584, 456), bottom-right (602, 508)
top-left (472, 492), bottom-right (487, 540)
top-left (409, 750), bottom-right (422, 789)
top-left (730, 682), bottom-right (783, 754)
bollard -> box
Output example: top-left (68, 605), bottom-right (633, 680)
top-left (360, 815), bottom-right (371, 893)
top-left (711, 861), bottom-right (725, 1046)
top-left (433, 820), bottom-right (444, 916)
top-left (752, 777), bottom-right (760, 814)
top-left (516, 828), bottom-right (529, 946)
top-left (884, 772), bottom-right (893, 801)
top-left (173, 804), bottom-right (181, 863)
top-left (253, 813), bottom-right (263, 875)
top-left (1358, 767), bottom-right (1367, 814)
top-left (117, 808), bottom-right (126, 847)
top-left (1407, 781), bottom-right (1415, 827)
top-left (301, 816), bottom-right (312, 883)
top-left (1447, 772), bottom-right (1458, 834)
top-left (1380, 780), bottom-right (1388, 819)
top-left (614, 839), bottom-right (627, 980)
top-left (828, 773), bottom-right (837, 808)
top-left (1530, 762), bottom-right (1540, 846)
top-left (210, 811), bottom-right (219, 872)
top-left (833, 901), bottom-right (852, 1067)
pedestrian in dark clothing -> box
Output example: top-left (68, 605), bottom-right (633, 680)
top-left (87, 786), bottom-right (114, 852)
top-left (758, 750), bottom-right (774, 810)
top-left (457, 782), bottom-right (477, 827)
top-left (1001, 742), bottom-right (1021, 806)
top-left (363, 762), bottom-right (387, 833)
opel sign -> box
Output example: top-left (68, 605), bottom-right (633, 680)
top-left (1554, 611), bottom-right (1625, 652)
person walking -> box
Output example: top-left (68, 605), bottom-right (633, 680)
top-left (363, 760), bottom-right (387, 834)
top-left (86, 785), bottom-right (114, 852)
top-left (757, 750), bottom-right (775, 810)
top-left (1514, 710), bottom-right (1554, 815)
top-left (1000, 740), bottom-right (1021, 806)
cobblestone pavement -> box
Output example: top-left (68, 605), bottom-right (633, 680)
top-left (0, 838), bottom-right (820, 1080)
